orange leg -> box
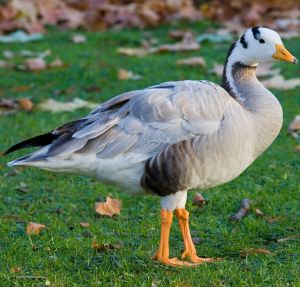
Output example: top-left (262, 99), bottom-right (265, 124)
top-left (153, 209), bottom-right (195, 267)
top-left (175, 208), bottom-right (220, 264)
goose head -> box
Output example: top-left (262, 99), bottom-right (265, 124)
top-left (230, 27), bottom-right (298, 66)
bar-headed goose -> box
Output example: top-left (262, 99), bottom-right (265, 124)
top-left (4, 27), bottom-right (298, 267)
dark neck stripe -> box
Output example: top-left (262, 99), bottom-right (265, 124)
top-left (222, 58), bottom-right (257, 99)
top-left (252, 27), bottom-right (260, 40)
top-left (240, 34), bottom-right (248, 48)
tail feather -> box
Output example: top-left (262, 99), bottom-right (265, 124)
top-left (3, 132), bottom-right (57, 156)
top-left (7, 154), bottom-right (48, 167)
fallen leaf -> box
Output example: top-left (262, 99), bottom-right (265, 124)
top-left (196, 31), bottom-right (233, 43)
top-left (288, 115), bottom-right (300, 138)
top-left (176, 57), bottom-right (206, 67)
top-left (261, 75), bottom-right (300, 90)
top-left (192, 237), bottom-right (203, 245)
top-left (80, 222), bottom-right (90, 228)
top-left (20, 49), bottom-right (51, 58)
top-left (25, 58), bottom-right (46, 71)
top-left (26, 222), bottom-right (45, 235)
top-left (0, 31), bottom-right (43, 43)
top-left (265, 215), bottom-right (284, 223)
top-left (15, 182), bottom-right (30, 193)
top-left (72, 34), bottom-right (86, 43)
top-left (231, 198), bottom-right (251, 221)
top-left (256, 62), bottom-right (280, 77)
top-left (3, 50), bottom-right (14, 58)
top-left (0, 60), bottom-right (12, 68)
top-left (49, 58), bottom-right (63, 68)
top-left (294, 145), bottom-right (300, 153)
top-left (92, 240), bottom-right (123, 252)
top-left (255, 208), bottom-right (264, 217)
top-left (117, 47), bottom-right (150, 57)
top-left (95, 196), bottom-right (121, 217)
top-left (0, 98), bottom-right (33, 115)
top-left (18, 98), bottom-right (34, 111)
top-left (210, 62), bottom-right (224, 77)
top-left (10, 266), bottom-right (22, 273)
top-left (153, 32), bottom-right (200, 53)
top-left (192, 193), bottom-right (208, 207)
top-left (169, 30), bottom-right (194, 39)
top-left (277, 234), bottom-right (300, 243)
top-left (240, 248), bottom-right (272, 257)
top-left (38, 98), bottom-right (97, 113)
top-left (118, 69), bottom-right (142, 80)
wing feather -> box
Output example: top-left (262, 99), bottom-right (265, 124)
top-left (44, 80), bottom-right (231, 160)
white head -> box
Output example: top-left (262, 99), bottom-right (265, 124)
top-left (230, 27), bottom-right (297, 66)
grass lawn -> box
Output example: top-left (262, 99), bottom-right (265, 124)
top-left (0, 21), bottom-right (299, 286)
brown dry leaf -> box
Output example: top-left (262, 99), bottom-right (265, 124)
top-left (176, 57), bottom-right (206, 67)
top-left (0, 98), bottom-right (33, 115)
top-left (26, 222), bottom-right (45, 235)
top-left (231, 198), bottom-right (251, 221)
top-left (95, 196), bottom-right (121, 217)
top-left (25, 58), bottom-right (46, 71)
top-left (38, 98), bottom-right (97, 113)
top-left (192, 193), bottom-right (208, 207)
top-left (117, 47), bottom-right (150, 57)
top-left (72, 34), bottom-right (86, 43)
top-left (240, 248), bottom-right (272, 257)
top-left (10, 266), bottom-right (22, 273)
top-left (153, 33), bottom-right (200, 53)
top-left (288, 115), bottom-right (300, 138)
top-left (19, 98), bottom-right (34, 111)
top-left (261, 75), bottom-right (300, 90)
top-left (92, 240), bottom-right (123, 252)
top-left (80, 222), bottom-right (90, 228)
top-left (118, 69), bottom-right (142, 80)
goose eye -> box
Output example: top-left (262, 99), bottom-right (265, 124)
top-left (259, 39), bottom-right (265, 44)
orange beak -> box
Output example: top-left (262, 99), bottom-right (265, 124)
top-left (272, 44), bottom-right (298, 64)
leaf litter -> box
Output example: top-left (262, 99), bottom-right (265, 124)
top-left (0, 98), bottom-right (34, 115)
top-left (26, 222), bottom-right (46, 235)
top-left (176, 57), bottom-right (206, 67)
top-left (38, 98), bottom-right (97, 113)
top-left (231, 198), bottom-right (251, 221)
top-left (95, 196), bottom-right (121, 217)
top-left (118, 69), bottom-right (142, 80)
top-left (288, 115), bottom-right (300, 138)
top-left (92, 240), bottom-right (123, 252)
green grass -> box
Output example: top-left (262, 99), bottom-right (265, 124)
top-left (0, 21), bottom-right (299, 286)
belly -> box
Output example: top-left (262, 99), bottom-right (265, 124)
top-left (95, 154), bottom-right (146, 194)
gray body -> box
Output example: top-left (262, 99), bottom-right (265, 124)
top-left (8, 67), bottom-right (283, 196)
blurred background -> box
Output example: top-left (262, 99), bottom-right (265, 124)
top-left (0, 0), bottom-right (299, 34)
